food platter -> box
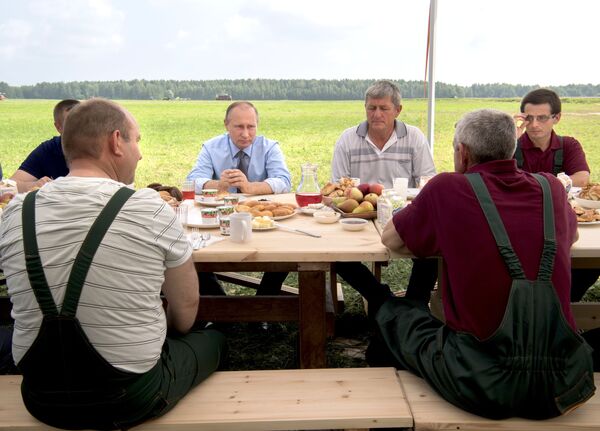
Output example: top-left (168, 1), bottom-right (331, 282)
top-left (272, 211), bottom-right (298, 221)
top-left (252, 225), bottom-right (278, 231)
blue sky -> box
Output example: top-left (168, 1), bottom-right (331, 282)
top-left (1, 0), bottom-right (598, 86)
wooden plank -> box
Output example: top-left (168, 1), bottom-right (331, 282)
top-left (298, 270), bottom-right (327, 369)
top-left (215, 272), bottom-right (298, 295)
top-left (572, 302), bottom-right (600, 331)
top-left (0, 368), bottom-right (412, 431)
top-left (398, 370), bottom-right (600, 430)
top-left (197, 296), bottom-right (298, 322)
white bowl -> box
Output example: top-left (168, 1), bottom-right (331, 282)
top-left (313, 210), bottom-right (340, 224)
top-left (574, 197), bottom-right (600, 209)
top-left (340, 218), bottom-right (369, 231)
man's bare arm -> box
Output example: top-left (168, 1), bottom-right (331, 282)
top-left (10, 170), bottom-right (52, 192)
top-left (161, 257), bottom-right (200, 334)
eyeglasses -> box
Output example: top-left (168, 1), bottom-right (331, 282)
top-left (524, 114), bottom-right (556, 123)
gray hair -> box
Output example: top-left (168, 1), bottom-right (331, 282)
top-left (453, 109), bottom-right (516, 164)
top-left (364, 80), bottom-right (402, 108)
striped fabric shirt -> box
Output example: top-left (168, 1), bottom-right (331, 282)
top-left (0, 177), bottom-right (191, 373)
top-left (331, 120), bottom-right (436, 188)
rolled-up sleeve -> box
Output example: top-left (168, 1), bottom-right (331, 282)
top-left (264, 143), bottom-right (291, 194)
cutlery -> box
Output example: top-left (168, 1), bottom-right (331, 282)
top-left (273, 222), bottom-right (321, 238)
top-left (199, 233), bottom-right (211, 248)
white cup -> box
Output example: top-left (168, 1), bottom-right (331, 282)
top-left (230, 212), bottom-right (252, 243)
top-left (393, 177), bottom-right (409, 200)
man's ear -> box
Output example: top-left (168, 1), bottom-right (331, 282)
top-left (457, 142), bottom-right (471, 173)
top-left (108, 130), bottom-right (124, 156)
top-left (54, 121), bottom-right (62, 134)
top-left (553, 112), bottom-right (561, 124)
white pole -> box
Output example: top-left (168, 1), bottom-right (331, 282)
top-left (427, 0), bottom-right (438, 155)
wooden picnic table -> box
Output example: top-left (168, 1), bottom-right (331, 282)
top-left (189, 193), bottom-right (390, 368)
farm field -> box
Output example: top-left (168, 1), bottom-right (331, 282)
top-left (2, 98), bottom-right (600, 187)
top-left (2, 97), bottom-right (600, 369)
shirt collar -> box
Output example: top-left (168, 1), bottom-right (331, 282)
top-left (227, 134), bottom-right (252, 157)
top-left (466, 159), bottom-right (518, 175)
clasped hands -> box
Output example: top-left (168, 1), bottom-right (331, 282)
top-left (219, 169), bottom-right (249, 192)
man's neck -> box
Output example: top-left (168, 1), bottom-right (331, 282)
top-left (68, 160), bottom-right (116, 180)
top-left (368, 127), bottom-right (395, 150)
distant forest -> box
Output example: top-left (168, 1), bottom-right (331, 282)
top-left (1, 79), bottom-right (599, 100)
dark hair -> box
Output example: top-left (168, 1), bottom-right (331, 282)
top-left (62, 98), bottom-right (131, 164)
top-left (520, 89), bottom-right (561, 115)
top-left (224, 101), bottom-right (259, 123)
top-left (53, 99), bottom-right (80, 125)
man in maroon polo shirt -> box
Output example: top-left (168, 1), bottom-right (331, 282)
top-left (514, 88), bottom-right (596, 302)
top-left (513, 88), bottom-right (590, 186)
top-left (374, 109), bottom-right (594, 419)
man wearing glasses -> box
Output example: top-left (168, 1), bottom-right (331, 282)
top-left (513, 88), bottom-right (590, 187)
top-left (515, 89), bottom-right (597, 303)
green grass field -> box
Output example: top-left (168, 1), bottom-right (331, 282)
top-left (2, 98), bottom-right (600, 187)
top-left (2, 98), bottom-right (600, 368)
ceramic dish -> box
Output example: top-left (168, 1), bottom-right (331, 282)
top-left (195, 195), bottom-right (246, 207)
top-left (339, 218), bottom-right (369, 231)
top-left (185, 218), bottom-right (220, 229)
top-left (313, 210), bottom-right (340, 224)
top-left (574, 197), bottom-right (600, 209)
top-left (252, 226), bottom-right (278, 231)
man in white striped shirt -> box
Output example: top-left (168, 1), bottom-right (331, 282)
top-left (0, 98), bottom-right (226, 429)
top-left (330, 81), bottom-right (439, 329)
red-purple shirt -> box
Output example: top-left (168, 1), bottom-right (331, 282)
top-left (392, 160), bottom-right (577, 339)
top-left (518, 131), bottom-right (590, 176)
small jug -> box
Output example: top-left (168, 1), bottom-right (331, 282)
top-left (295, 163), bottom-right (322, 207)
top-left (230, 212), bottom-right (252, 243)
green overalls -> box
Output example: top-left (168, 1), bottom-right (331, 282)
top-left (376, 173), bottom-right (595, 419)
top-left (17, 188), bottom-right (225, 430)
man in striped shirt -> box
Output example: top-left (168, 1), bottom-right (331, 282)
top-left (0, 98), bottom-right (226, 429)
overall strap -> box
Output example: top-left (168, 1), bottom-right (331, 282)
top-left (60, 187), bottom-right (135, 317)
top-left (22, 191), bottom-right (59, 316)
top-left (553, 136), bottom-right (564, 176)
top-left (514, 138), bottom-right (524, 169)
top-left (531, 174), bottom-right (557, 281)
top-left (465, 173), bottom-right (526, 280)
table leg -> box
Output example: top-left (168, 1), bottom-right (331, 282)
top-left (298, 266), bottom-right (327, 368)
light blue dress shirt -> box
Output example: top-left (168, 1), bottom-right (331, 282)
top-left (187, 133), bottom-right (292, 194)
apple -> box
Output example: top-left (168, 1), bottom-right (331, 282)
top-left (344, 187), bottom-right (363, 202)
top-left (357, 183), bottom-right (370, 196)
top-left (369, 183), bottom-right (384, 196)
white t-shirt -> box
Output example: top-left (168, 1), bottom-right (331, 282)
top-left (0, 177), bottom-right (191, 373)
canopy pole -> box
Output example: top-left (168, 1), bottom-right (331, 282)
top-left (427, 0), bottom-right (438, 155)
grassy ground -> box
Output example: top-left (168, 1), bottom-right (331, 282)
top-left (1, 98), bottom-right (600, 369)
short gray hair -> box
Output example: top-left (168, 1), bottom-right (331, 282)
top-left (365, 80), bottom-right (402, 108)
top-left (453, 109), bottom-right (516, 164)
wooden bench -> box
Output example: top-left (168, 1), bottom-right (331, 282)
top-left (398, 370), bottom-right (600, 430)
top-left (0, 367), bottom-right (412, 431)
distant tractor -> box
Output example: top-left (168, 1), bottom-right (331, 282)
top-left (215, 93), bottom-right (232, 101)
top-left (0, 93), bottom-right (6, 101)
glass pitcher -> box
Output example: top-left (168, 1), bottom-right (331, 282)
top-left (295, 163), bottom-right (322, 207)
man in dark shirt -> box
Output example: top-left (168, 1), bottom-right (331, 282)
top-left (10, 99), bottom-right (79, 192)
top-left (374, 109), bottom-right (594, 419)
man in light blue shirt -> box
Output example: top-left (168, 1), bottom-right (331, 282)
top-left (187, 101), bottom-right (291, 195)
top-left (187, 101), bottom-right (291, 298)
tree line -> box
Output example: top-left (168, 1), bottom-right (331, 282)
top-left (1, 79), bottom-right (599, 100)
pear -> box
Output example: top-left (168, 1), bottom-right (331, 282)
top-left (331, 196), bottom-right (347, 206)
top-left (352, 200), bottom-right (375, 213)
top-left (337, 198), bottom-right (359, 213)
top-left (344, 187), bottom-right (363, 202)
top-left (363, 193), bottom-right (379, 207)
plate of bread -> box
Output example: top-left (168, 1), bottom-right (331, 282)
top-left (235, 199), bottom-right (298, 220)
